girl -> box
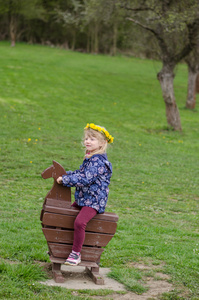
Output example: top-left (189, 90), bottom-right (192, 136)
top-left (57, 123), bottom-right (114, 266)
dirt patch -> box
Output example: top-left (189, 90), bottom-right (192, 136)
top-left (129, 260), bottom-right (166, 271)
top-left (105, 262), bottom-right (174, 300)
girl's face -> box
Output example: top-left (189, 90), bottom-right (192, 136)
top-left (84, 134), bottom-right (103, 153)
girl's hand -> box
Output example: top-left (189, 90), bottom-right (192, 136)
top-left (57, 176), bottom-right (63, 184)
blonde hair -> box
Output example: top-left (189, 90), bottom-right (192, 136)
top-left (84, 127), bottom-right (108, 158)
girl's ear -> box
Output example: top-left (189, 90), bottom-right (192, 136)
top-left (100, 140), bottom-right (107, 148)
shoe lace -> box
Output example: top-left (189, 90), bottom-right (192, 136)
top-left (68, 252), bottom-right (79, 259)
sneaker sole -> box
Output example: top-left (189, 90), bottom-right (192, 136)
top-left (64, 260), bottom-right (81, 266)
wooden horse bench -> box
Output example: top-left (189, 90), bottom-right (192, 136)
top-left (40, 161), bottom-right (119, 284)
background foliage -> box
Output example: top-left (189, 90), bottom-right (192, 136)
top-left (0, 0), bottom-right (159, 57)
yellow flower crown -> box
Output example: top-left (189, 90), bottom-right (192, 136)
top-left (84, 123), bottom-right (114, 144)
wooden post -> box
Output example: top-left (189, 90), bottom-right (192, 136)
top-left (52, 263), bottom-right (65, 283)
top-left (86, 266), bottom-right (104, 285)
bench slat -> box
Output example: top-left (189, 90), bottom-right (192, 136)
top-left (48, 243), bottom-right (104, 261)
top-left (49, 256), bottom-right (99, 268)
top-left (42, 228), bottom-right (114, 247)
top-left (45, 199), bottom-right (119, 222)
top-left (42, 212), bottom-right (117, 234)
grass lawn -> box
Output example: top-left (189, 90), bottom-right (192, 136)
top-left (0, 41), bottom-right (198, 299)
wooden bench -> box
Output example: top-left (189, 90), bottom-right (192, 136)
top-left (41, 161), bottom-right (119, 284)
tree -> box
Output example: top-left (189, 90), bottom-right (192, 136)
top-left (54, 0), bottom-right (84, 51)
top-left (89, 0), bottom-right (124, 55)
top-left (123, 0), bottom-right (199, 130)
top-left (0, 0), bottom-right (46, 47)
top-left (185, 46), bottom-right (199, 109)
top-left (83, 0), bottom-right (106, 53)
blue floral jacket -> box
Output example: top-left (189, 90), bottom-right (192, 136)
top-left (62, 153), bottom-right (112, 214)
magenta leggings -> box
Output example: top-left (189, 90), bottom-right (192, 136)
top-left (71, 202), bottom-right (97, 253)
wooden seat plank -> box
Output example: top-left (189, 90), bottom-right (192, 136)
top-left (42, 228), bottom-right (114, 247)
top-left (42, 212), bottom-right (117, 234)
top-left (48, 243), bottom-right (104, 261)
top-left (44, 200), bottom-right (119, 222)
top-left (49, 256), bottom-right (99, 268)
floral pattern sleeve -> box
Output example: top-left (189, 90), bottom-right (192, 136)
top-left (62, 157), bottom-right (106, 187)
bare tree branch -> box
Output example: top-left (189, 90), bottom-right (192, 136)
top-left (127, 17), bottom-right (169, 59)
top-left (121, 5), bottom-right (151, 12)
top-left (174, 18), bottom-right (199, 63)
top-left (127, 17), bottom-right (154, 34)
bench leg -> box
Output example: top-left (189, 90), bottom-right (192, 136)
top-left (52, 262), bottom-right (65, 283)
top-left (86, 266), bottom-right (104, 285)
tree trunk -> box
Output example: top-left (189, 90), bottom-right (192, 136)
top-left (112, 22), bottom-right (118, 56)
top-left (157, 65), bottom-right (182, 131)
top-left (10, 15), bottom-right (17, 47)
top-left (87, 29), bottom-right (90, 53)
top-left (91, 26), bottom-right (94, 53)
top-left (94, 23), bottom-right (99, 54)
top-left (195, 73), bottom-right (199, 93)
top-left (71, 29), bottom-right (76, 51)
top-left (186, 67), bottom-right (197, 109)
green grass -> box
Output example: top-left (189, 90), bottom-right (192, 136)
top-left (0, 41), bottom-right (199, 299)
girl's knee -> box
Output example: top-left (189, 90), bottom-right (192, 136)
top-left (74, 218), bottom-right (86, 231)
